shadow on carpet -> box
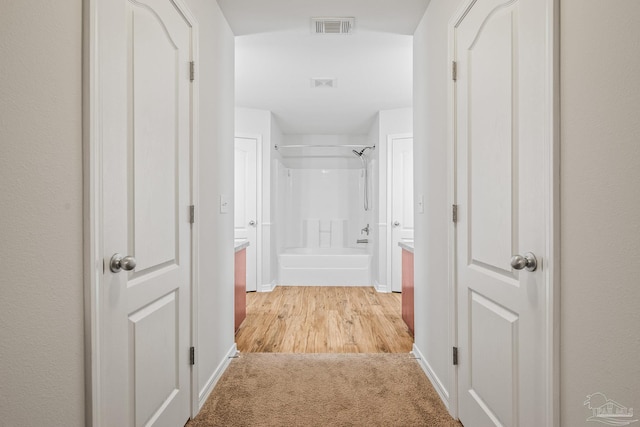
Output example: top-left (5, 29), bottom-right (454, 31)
top-left (188, 353), bottom-right (461, 427)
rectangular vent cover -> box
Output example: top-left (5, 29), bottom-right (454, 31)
top-left (311, 17), bottom-right (355, 34)
top-left (311, 78), bottom-right (337, 88)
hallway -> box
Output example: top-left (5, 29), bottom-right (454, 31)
top-left (235, 286), bottom-right (414, 353)
top-left (186, 287), bottom-right (460, 426)
top-left (188, 353), bottom-right (460, 427)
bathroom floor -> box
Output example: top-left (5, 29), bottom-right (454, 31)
top-left (235, 286), bottom-right (414, 353)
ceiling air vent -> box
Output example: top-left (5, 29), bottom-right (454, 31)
top-left (311, 17), bottom-right (355, 35)
top-left (311, 78), bottom-right (337, 88)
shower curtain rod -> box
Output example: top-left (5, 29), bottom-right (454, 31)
top-left (274, 144), bottom-right (376, 151)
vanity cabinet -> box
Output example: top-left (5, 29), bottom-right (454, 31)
top-left (400, 244), bottom-right (414, 336)
top-left (234, 243), bottom-right (248, 332)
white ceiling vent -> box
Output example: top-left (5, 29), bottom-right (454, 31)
top-left (311, 78), bottom-right (337, 88)
top-left (311, 17), bottom-right (355, 35)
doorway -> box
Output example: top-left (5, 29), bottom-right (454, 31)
top-left (450, 0), bottom-right (558, 424)
top-left (86, 0), bottom-right (198, 424)
top-left (388, 134), bottom-right (414, 293)
top-left (234, 136), bottom-right (260, 292)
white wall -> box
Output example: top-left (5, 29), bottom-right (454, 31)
top-left (183, 0), bottom-right (236, 407)
top-left (412, 0), bottom-right (463, 409)
top-left (270, 116), bottom-right (283, 288)
top-left (368, 115), bottom-right (381, 282)
top-left (373, 108), bottom-right (413, 291)
top-left (0, 1), bottom-right (234, 424)
top-left (0, 2), bottom-right (85, 425)
top-left (560, 0), bottom-right (640, 423)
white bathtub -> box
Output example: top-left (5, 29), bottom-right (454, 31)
top-left (278, 247), bottom-right (371, 286)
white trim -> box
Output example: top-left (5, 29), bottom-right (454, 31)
top-left (412, 344), bottom-right (451, 412)
top-left (83, 1), bottom-right (100, 424)
top-left (260, 221), bottom-right (272, 292)
top-left (373, 280), bottom-right (389, 293)
top-left (447, 0), bottom-right (560, 424)
top-left (446, 5), bottom-right (460, 419)
top-left (545, 1), bottom-right (561, 425)
top-left (197, 344), bottom-right (238, 410)
top-left (260, 281), bottom-right (277, 292)
top-left (181, 0), bottom-right (200, 418)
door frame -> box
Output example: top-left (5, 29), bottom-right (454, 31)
top-left (234, 133), bottom-right (263, 292)
top-left (446, 0), bottom-right (560, 423)
top-left (386, 133), bottom-right (413, 292)
top-left (233, 132), bottom-right (262, 292)
top-left (82, 0), bottom-right (200, 424)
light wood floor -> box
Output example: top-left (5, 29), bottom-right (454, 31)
top-left (235, 286), bottom-right (414, 353)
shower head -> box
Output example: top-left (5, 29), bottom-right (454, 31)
top-left (352, 147), bottom-right (372, 157)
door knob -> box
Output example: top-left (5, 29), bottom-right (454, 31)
top-left (393, 221), bottom-right (400, 227)
top-left (510, 252), bottom-right (538, 272)
top-left (110, 253), bottom-right (137, 273)
top-left (249, 220), bottom-right (256, 226)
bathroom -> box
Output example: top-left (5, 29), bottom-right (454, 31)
top-left (235, 108), bottom-right (414, 294)
top-left (232, 15), bottom-right (415, 296)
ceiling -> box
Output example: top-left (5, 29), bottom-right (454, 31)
top-left (217, 0), bottom-right (431, 135)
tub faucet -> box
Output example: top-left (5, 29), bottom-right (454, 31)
top-left (361, 224), bottom-right (370, 236)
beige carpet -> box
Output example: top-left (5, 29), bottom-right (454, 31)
top-left (188, 353), bottom-right (461, 427)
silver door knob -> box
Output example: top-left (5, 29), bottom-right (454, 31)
top-left (393, 221), bottom-right (400, 227)
top-left (110, 253), bottom-right (137, 273)
top-left (249, 220), bottom-right (256, 226)
top-left (510, 252), bottom-right (538, 272)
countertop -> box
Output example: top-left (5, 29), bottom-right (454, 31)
top-left (234, 239), bottom-right (249, 252)
top-left (398, 241), bottom-right (414, 253)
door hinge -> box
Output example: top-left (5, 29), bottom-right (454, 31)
top-left (452, 61), bottom-right (457, 81)
top-left (190, 61), bottom-right (195, 82)
top-left (190, 347), bottom-right (195, 365)
top-left (452, 204), bottom-right (458, 223)
top-left (453, 346), bottom-right (458, 366)
top-left (189, 205), bottom-right (195, 224)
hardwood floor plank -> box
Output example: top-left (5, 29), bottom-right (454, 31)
top-left (235, 286), bottom-right (414, 353)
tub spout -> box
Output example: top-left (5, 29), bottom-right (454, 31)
top-left (357, 239), bottom-right (369, 244)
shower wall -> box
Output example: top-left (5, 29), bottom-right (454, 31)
top-left (283, 168), bottom-right (366, 249)
top-left (276, 135), bottom-right (373, 251)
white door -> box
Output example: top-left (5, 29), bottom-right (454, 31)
top-left (391, 137), bottom-right (414, 292)
top-left (99, 0), bottom-right (193, 425)
top-left (234, 137), bottom-right (258, 292)
top-left (454, 0), bottom-right (550, 425)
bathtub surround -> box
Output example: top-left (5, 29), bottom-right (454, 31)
top-left (279, 247), bottom-right (371, 286)
top-left (273, 135), bottom-right (375, 286)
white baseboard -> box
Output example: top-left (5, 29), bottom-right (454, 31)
top-left (374, 280), bottom-right (390, 293)
top-left (198, 343), bottom-right (238, 410)
top-left (412, 343), bottom-right (450, 411)
top-left (260, 281), bottom-right (276, 292)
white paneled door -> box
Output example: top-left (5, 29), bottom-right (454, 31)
top-left (99, 0), bottom-right (194, 425)
top-left (454, 0), bottom-right (551, 425)
top-left (391, 137), bottom-right (414, 293)
top-left (234, 137), bottom-right (258, 292)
